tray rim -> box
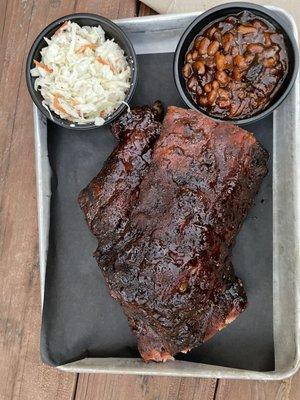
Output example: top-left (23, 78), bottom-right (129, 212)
top-left (33, 8), bottom-right (300, 380)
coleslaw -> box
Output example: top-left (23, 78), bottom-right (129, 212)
top-left (30, 21), bottom-right (131, 126)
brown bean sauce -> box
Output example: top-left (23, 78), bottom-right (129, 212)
top-left (182, 11), bottom-right (288, 119)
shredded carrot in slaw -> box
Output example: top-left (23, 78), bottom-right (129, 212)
top-left (34, 60), bottom-right (53, 73)
top-left (96, 56), bottom-right (117, 74)
top-left (75, 43), bottom-right (97, 54)
top-left (53, 95), bottom-right (70, 117)
top-left (70, 99), bottom-right (78, 106)
top-left (54, 21), bottom-right (69, 36)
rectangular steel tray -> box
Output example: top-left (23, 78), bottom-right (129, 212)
top-left (33, 8), bottom-right (300, 379)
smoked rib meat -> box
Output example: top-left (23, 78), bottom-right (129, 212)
top-left (78, 105), bottom-right (268, 361)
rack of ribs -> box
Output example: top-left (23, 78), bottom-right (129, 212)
top-left (78, 104), bottom-right (268, 362)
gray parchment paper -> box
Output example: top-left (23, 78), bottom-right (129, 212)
top-left (41, 53), bottom-right (273, 371)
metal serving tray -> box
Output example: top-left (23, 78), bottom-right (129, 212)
top-left (33, 8), bottom-right (300, 379)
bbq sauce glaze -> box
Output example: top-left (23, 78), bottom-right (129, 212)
top-left (182, 11), bottom-right (288, 119)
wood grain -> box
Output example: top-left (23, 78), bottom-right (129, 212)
top-left (75, 374), bottom-right (217, 400)
top-left (289, 371), bottom-right (300, 399)
top-left (0, 0), bottom-right (9, 83)
top-left (215, 373), bottom-right (300, 400)
top-left (138, 1), bottom-right (157, 16)
top-left (75, 0), bottom-right (138, 18)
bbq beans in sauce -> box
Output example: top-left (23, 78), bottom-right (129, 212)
top-left (182, 11), bottom-right (288, 119)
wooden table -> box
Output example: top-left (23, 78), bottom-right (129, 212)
top-left (0, 1), bottom-right (299, 399)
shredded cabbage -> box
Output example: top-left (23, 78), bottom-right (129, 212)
top-left (30, 21), bottom-right (131, 125)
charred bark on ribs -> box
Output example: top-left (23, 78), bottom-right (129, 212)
top-left (78, 104), bottom-right (268, 362)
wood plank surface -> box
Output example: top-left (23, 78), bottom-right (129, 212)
top-left (215, 379), bottom-right (290, 400)
top-left (137, 1), bottom-right (157, 16)
top-left (0, 0), bottom-right (299, 399)
top-left (0, 0), bottom-right (9, 82)
top-left (75, 0), bottom-right (138, 18)
top-left (215, 373), bottom-right (300, 400)
top-left (0, 0), bottom-right (78, 397)
top-left (75, 375), bottom-right (217, 400)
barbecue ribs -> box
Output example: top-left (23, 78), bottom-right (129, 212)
top-left (78, 105), bottom-right (268, 362)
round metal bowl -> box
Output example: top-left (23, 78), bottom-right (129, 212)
top-left (26, 13), bottom-right (138, 130)
top-left (173, 2), bottom-right (299, 125)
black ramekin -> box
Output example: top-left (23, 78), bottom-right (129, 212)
top-left (26, 13), bottom-right (138, 130)
top-left (173, 2), bottom-right (299, 125)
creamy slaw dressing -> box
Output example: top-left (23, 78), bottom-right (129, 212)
top-left (30, 21), bottom-right (131, 125)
